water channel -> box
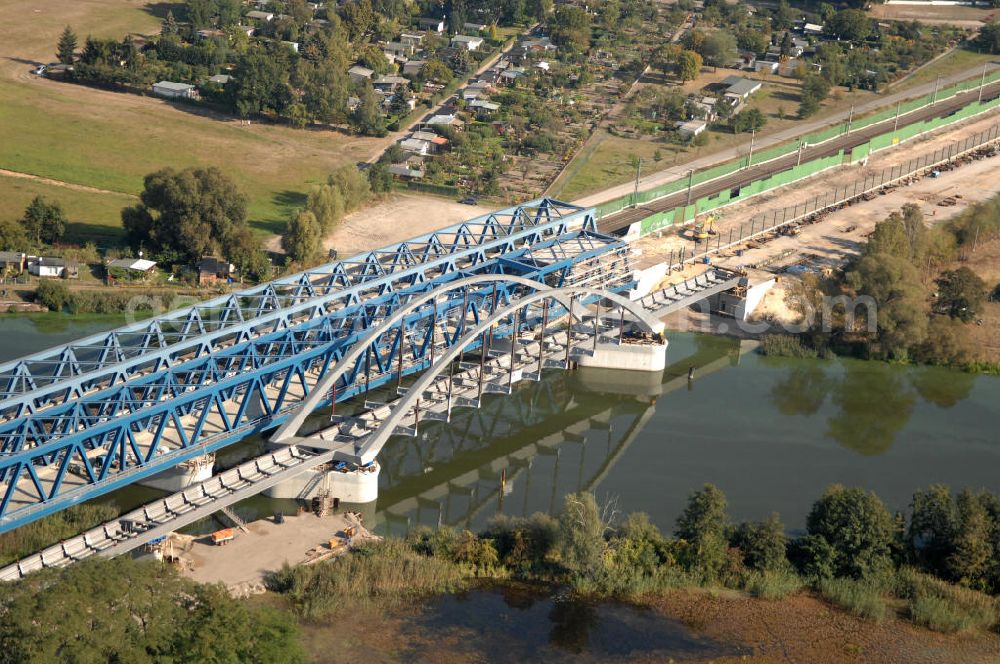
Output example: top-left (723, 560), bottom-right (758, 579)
top-left (2, 313), bottom-right (998, 536)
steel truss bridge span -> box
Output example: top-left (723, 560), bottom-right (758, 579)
top-left (273, 280), bottom-right (666, 464)
top-left (0, 283), bottom-right (661, 580)
top-left (0, 199), bottom-right (636, 534)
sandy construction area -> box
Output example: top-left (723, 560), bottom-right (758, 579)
top-left (324, 194), bottom-right (483, 257)
top-left (870, 3), bottom-right (998, 27)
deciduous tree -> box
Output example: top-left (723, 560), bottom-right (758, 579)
top-left (282, 210), bottom-right (323, 264)
top-left (935, 267), bottom-right (987, 322)
top-left (805, 485), bottom-right (895, 580)
top-left (677, 50), bottom-right (702, 82)
top-left (21, 196), bottom-right (66, 245)
top-left (121, 166), bottom-right (248, 263)
top-left (675, 484), bottom-right (729, 579)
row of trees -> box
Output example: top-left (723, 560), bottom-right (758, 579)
top-left (281, 166), bottom-right (375, 264)
top-left (270, 483), bottom-right (1000, 632)
top-left (790, 201), bottom-right (995, 365)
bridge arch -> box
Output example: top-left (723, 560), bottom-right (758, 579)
top-left (272, 274), bottom-right (560, 442)
top-left (280, 284), bottom-right (664, 464)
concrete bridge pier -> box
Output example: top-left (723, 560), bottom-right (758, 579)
top-left (262, 456), bottom-right (380, 504)
top-left (574, 339), bottom-right (668, 373)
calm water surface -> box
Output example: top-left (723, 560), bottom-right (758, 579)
top-left (404, 583), bottom-right (748, 662)
top-left (1, 315), bottom-right (998, 535)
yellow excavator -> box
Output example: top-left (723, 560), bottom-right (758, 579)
top-left (693, 215), bottom-right (717, 243)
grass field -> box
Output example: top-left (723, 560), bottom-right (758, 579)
top-left (892, 48), bottom-right (996, 93)
top-left (0, 0), bottom-right (379, 239)
top-left (0, 175), bottom-right (134, 244)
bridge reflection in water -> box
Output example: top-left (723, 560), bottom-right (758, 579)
top-left (370, 335), bottom-right (745, 536)
top-left (102, 334), bottom-right (742, 538)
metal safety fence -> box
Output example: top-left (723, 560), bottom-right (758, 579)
top-left (657, 122), bottom-right (1000, 272)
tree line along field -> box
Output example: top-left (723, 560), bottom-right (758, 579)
top-left (0, 0), bottom-right (376, 241)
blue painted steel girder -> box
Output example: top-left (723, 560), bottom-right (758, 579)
top-left (0, 198), bottom-right (589, 421)
top-left (0, 228), bottom-right (630, 533)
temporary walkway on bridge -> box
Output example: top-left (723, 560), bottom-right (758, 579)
top-left (638, 267), bottom-right (744, 317)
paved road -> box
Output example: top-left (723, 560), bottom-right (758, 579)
top-left (576, 61), bottom-right (1000, 209)
top-left (596, 75), bottom-right (1000, 234)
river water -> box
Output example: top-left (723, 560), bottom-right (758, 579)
top-left (2, 313), bottom-right (998, 536)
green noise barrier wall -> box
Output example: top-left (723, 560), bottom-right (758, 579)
top-left (599, 75), bottom-right (1000, 227)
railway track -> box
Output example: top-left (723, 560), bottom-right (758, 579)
top-left (597, 80), bottom-right (1000, 235)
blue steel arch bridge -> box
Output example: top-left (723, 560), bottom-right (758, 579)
top-left (0, 199), bottom-right (636, 534)
top-left (0, 197), bottom-right (743, 580)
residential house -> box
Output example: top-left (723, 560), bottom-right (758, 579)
top-left (754, 59), bottom-right (779, 74)
top-left (0, 252), bottom-right (26, 275)
top-left (282, 41), bottom-right (300, 53)
top-left (476, 68), bottom-right (503, 84)
top-left (29, 257), bottom-right (78, 279)
top-left (411, 131), bottom-right (448, 151)
top-left (678, 120), bottom-right (707, 140)
top-left (152, 81), bottom-right (197, 99)
top-left (468, 99), bottom-right (499, 118)
top-left (534, 61), bottom-right (550, 72)
top-left (694, 96), bottom-right (718, 121)
top-left (722, 93), bottom-right (745, 114)
top-left (400, 138), bottom-right (432, 156)
top-left (425, 114), bottom-right (464, 130)
top-left (388, 163), bottom-right (425, 179)
top-left (197, 257), bottom-right (234, 285)
top-left (451, 35), bottom-right (484, 51)
top-left (208, 73), bottom-right (230, 85)
top-left (373, 75), bottom-right (409, 93)
top-left (402, 60), bottom-right (426, 76)
top-left (417, 17), bottom-right (446, 33)
top-left (348, 65), bottom-right (375, 82)
top-left (246, 10), bottom-right (274, 22)
top-left (522, 37), bottom-right (556, 52)
top-left (237, 25), bottom-right (256, 37)
top-left (383, 42), bottom-right (414, 59)
top-left (802, 23), bottom-right (824, 35)
top-left (721, 76), bottom-right (762, 99)
top-left (107, 258), bottom-right (157, 280)
top-left (461, 87), bottom-right (486, 101)
top-left (400, 33), bottom-right (424, 48)
top-left (196, 28), bottom-right (225, 40)
top-left (498, 68), bottom-right (525, 85)
top-left (463, 22), bottom-right (488, 33)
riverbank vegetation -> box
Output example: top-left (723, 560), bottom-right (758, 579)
top-left (0, 557), bottom-right (303, 664)
top-left (0, 504), bottom-right (117, 567)
top-left (265, 484), bottom-right (1000, 637)
top-left (765, 198), bottom-right (1000, 371)
top-left (7, 483), bottom-right (1000, 662)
